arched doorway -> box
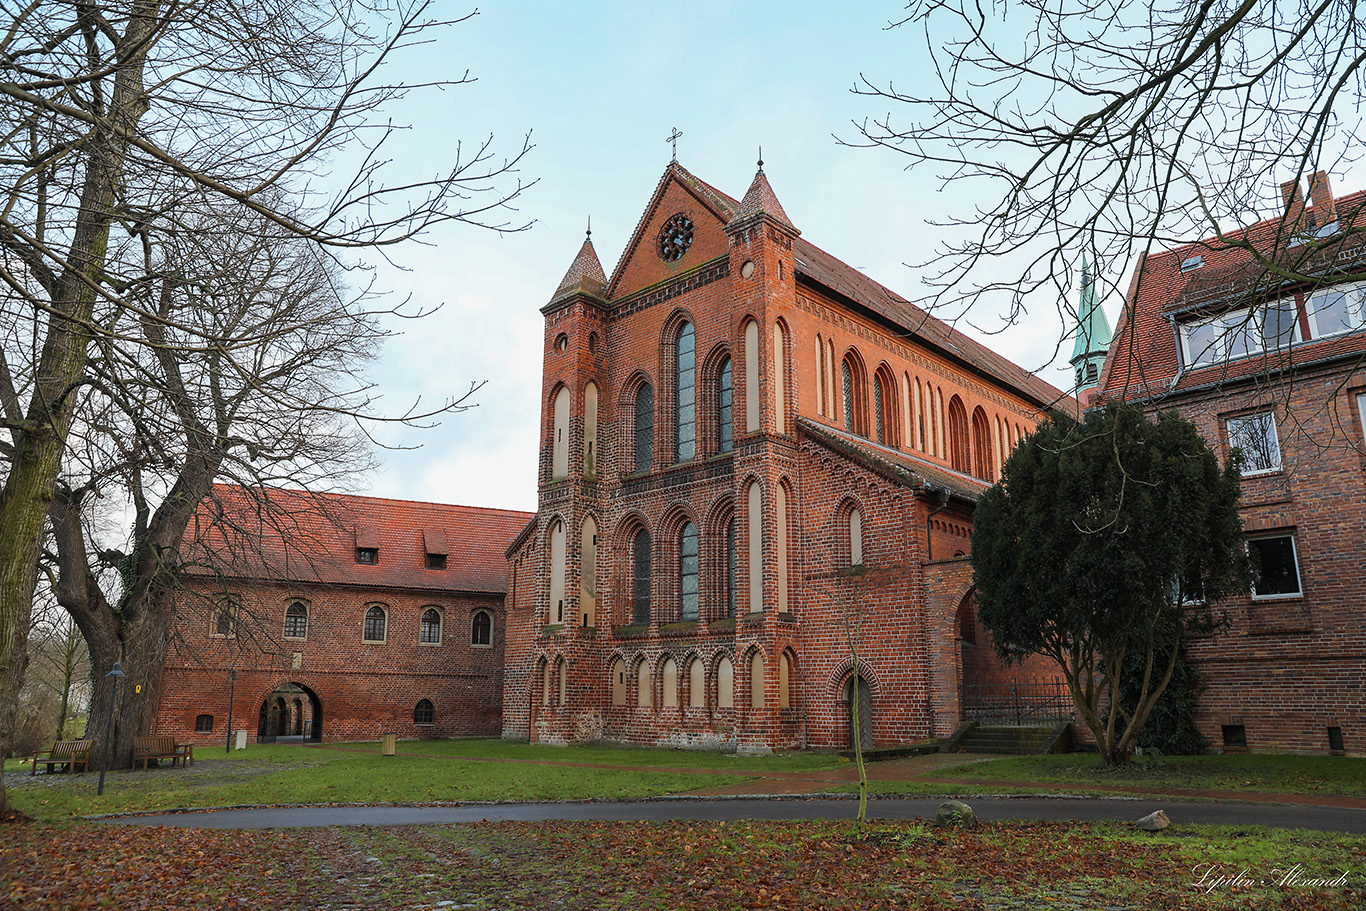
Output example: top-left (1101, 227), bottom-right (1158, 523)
top-left (256, 681), bottom-right (323, 743)
top-left (843, 674), bottom-right (873, 749)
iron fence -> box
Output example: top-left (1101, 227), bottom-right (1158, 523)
top-left (961, 679), bottom-right (1074, 726)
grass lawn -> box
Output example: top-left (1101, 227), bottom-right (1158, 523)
top-left (4, 817), bottom-right (1363, 910)
top-left (897, 753), bottom-right (1366, 798)
top-left (4, 738), bottom-right (838, 821)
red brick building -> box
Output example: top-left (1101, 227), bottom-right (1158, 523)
top-left (154, 485), bottom-right (531, 745)
top-left (1098, 172), bottom-right (1366, 754)
top-left (504, 161), bottom-right (1069, 752)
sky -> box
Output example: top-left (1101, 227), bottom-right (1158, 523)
top-left (353, 1), bottom-right (1098, 512)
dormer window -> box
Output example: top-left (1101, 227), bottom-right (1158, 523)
top-left (1179, 298), bottom-right (1299, 367)
top-left (355, 525), bottom-right (380, 565)
top-left (1180, 255), bottom-right (1204, 272)
top-left (423, 528), bottom-right (447, 570)
top-left (1306, 281), bottom-right (1366, 339)
top-left (356, 547), bottom-right (378, 565)
top-left (425, 553), bottom-right (447, 570)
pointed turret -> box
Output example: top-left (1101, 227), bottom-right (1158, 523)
top-left (734, 158), bottom-right (797, 232)
top-left (551, 230), bottom-right (607, 303)
top-left (1069, 256), bottom-right (1112, 392)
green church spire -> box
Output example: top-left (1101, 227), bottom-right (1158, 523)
top-left (1069, 255), bottom-right (1112, 392)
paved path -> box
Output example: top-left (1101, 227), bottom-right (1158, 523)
top-left (103, 795), bottom-right (1366, 832)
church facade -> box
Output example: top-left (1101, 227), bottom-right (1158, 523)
top-left (503, 161), bottom-right (1069, 752)
top-left (1098, 171), bottom-right (1366, 754)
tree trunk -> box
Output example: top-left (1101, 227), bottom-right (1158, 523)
top-left (83, 597), bottom-right (174, 771)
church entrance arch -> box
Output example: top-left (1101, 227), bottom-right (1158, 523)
top-left (256, 681), bottom-right (322, 743)
top-left (842, 674), bottom-right (873, 749)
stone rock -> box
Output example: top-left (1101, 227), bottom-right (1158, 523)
top-left (1136, 810), bottom-right (1170, 831)
top-left (935, 800), bottom-right (977, 829)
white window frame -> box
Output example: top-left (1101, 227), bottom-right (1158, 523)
top-left (1247, 534), bottom-right (1304, 601)
top-left (1306, 280), bottom-right (1366, 340)
top-left (1358, 392), bottom-right (1366, 445)
top-left (1179, 300), bottom-right (1300, 367)
top-left (1226, 412), bottom-right (1282, 476)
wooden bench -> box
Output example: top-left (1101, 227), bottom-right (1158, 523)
top-left (132, 734), bottom-right (191, 770)
top-left (31, 739), bottom-right (91, 775)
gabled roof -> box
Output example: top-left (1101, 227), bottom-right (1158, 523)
top-left (184, 484), bottom-right (534, 595)
top-left (1100, 182), bottom-right (1366, 401)
top-left (798, 418), bottom-right (988, 502)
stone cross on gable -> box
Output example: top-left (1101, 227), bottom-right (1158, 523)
top-left (667, 127), bottom-right (683, 162)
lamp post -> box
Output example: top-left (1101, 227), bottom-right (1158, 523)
top-left (96, 662), bottom-right (126, 796)
top-left (225, 669), bottom-right (237, 754)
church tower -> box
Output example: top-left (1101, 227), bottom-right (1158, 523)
top-left (1069, 257), bottom-right (1112, 394)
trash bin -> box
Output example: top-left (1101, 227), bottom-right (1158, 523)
top-left (234, 730), bottom-right (247, 750)
top-left (381, 732), bottom-right (397, 756)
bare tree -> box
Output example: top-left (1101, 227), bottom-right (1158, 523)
top-left (0, 0), bottom-right (528, 809)
top-left (851, 1), bottom-right (1366, 349)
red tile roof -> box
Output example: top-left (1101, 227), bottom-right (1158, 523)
top-left (184, 485), bottom-right (533, 595)
top-left (1101, 186), bottom-right (1366, 401)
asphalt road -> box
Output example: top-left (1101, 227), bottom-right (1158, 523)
top-left (100, 796), bottom-right (1366, 833)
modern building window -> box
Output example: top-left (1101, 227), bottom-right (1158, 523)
top-left (471, 610), bottom-right (492, 646)
top-left (1248, 534), bottom-right (1303, 599)
top-left (195, 714), bottom-right (214, 734)
top-left (676, 322), bottom-right (695, 461)
top-left (420, 608), bottom-right (442, 644)
top-left (414, 699), bottom-right (435, 725)
top-left (1306, 280), bottom-right (1366, 338)
top-left (679, 521), bottom-right (699, 622)
top-left (632, 528), bottom-right (651, 625)
top-left (1358, 392), bottom-right (1366, 444)
top-left (1179, 299), bottom-right (1300, 366)
top-left (634, 382), bottom-right (654, 472)
top-left (717, 356), bottom-right (733, 453)
top-left (355, 547), bottom-right (378, 565)
top-left (363, 605), bottom-right (387, 642)
top-left (283, 601), bottom-right (308, 639)
top-left (1227, 412), bottom-right (1282, 474)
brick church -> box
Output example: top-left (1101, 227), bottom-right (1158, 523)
top-left (502, 160), bottom-right (1070, 752)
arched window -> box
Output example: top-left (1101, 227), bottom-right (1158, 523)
top-left (540, 658), bottom-right (551, 706)
top-left (661, 657), bottom-right (678, 707)
top-left (815, 334), bottom-right (826, 416)
top-left (750, 651), bottom-right (765, 708)
top-left (717, 356), bottom-right (733, 453)
top-left (611, 657), bottom-right (627, 706)
top-left (725, 516), bottom-right (737, 618)
top-left (414, 699), bottom-right (435, 725)
top-left (971, 406), bottom-right (994, 481)
top-left (775, 482), bottom-right (789, 614)
top-left (716, 655), bottom-right (735, 709)
top-left (947, 396), bottom-right (970, 473)
top-left (636, 659), bottom-right (652, 707)
top-left (556, 657), bottom-right (567, 706)
top-left (549, 518), bottom-right (566, 624)
top-left (873, 374), bottom-right (885, 443)
top-left (420, 608), bottom-right (442, 644)
top-left (849, 507), bottom-right (864, 566)
top-left (584, 382), bottom-right (599, 478)
top-left (901, 373), bottom-right (913, 450)
top-left (551, 385), bottom-right (569, 480)
top-left (364, 605), bottom-right (386, 642)
top-left (634, 382), bottom-right (654, 473)
top-left (744, 319), bottom-right (760, 432)
top-left (679, 521), bottom-right (699, 622)
top-left (676, 322), bottom-right (695, 461)
top-left (873, 369), bottom-right (896, 446)
top-left (842, 359), bottom-right (854, 432)
top-left (579, 516), bottom-right (597, 628)
top-left (780, 652), bottom-right (793, 710)
top-left (632, 528), bottom-right (651, 625)
top-left (747, 481), bottom-right (763, 613)
top-left (283, 601), bottom-right (307, 639)
top-left (688, 657), bottom-right (705, 708)
top-left (773, 322), bottom-right (786, 434)
top-left (471, 610), bottom-right (492, 646)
